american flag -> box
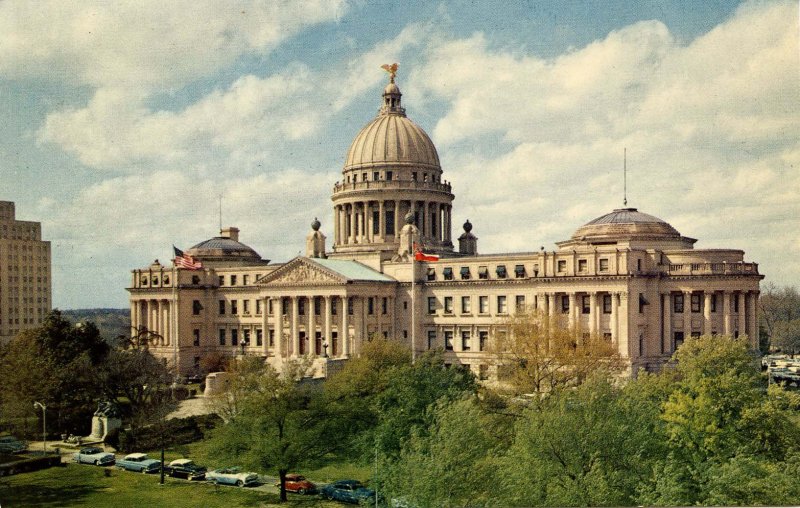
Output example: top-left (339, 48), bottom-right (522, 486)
top-left (173, 246), bottom-right (203, 270)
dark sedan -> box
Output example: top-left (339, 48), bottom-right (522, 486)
top-left (320, 479), bottom-right (376, 504)
top-left (163, 458), bottom-right (206, 480)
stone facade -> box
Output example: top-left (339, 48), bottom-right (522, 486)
top-left (0, 201), bottom-right (52, 343)
top-left (128, 73), bottom-right (762, 379)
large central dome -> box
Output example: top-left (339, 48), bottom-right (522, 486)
top-left (344, 83), bottom-right (440, 172)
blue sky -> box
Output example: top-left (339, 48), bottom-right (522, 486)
top-left (0, 0), bottom-right (797, 309)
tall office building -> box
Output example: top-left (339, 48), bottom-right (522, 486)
top-left (0, 201), bottom-right (52, 342)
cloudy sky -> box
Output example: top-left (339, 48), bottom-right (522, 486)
top-left (1, 0), bottom-right (797, 309)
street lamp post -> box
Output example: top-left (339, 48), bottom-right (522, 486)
top-left (33, 401), bottom-right (46, 454)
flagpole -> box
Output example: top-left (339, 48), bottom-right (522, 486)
top-left (411, 246), bottom-right (416, 364)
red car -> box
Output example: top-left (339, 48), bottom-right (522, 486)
top-left (278, 473), bottom-right (316, 494)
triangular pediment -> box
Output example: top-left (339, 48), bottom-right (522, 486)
top-left (257, 257), bottom-right (348, 286)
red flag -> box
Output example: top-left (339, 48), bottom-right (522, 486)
top-left (414, 243), bottom-right (439, 262)
top-left (173, 246), bottom-right (203, 270)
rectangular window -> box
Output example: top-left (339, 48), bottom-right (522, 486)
top-left (427, 268), bottom-right (436, 281)
top-left (219, 329), bottom-right (226, 346)
top-left (461, 296), bottom-right (471, 314)
top-left (256, 329), bottom-right (263, 346)
top-left (497, 295), bottom-right (507, 314)
top-left (269, 329), bottom-right (275, 347)
top-left (557, 260), bottom-right (567, 272)
top-left (373, 171), bottom-right (379, 181)
top-left (231, 300), bottom-right (238, 315)
top-left (578, 259), bottom-right (588, 272)
top-left (479, 331), bottom-right (489, 351)
top-left (386, 170), bottom-right (393, 181)
top-left (193, 329), bottom-right (200, 346)
top-left (691, 294), bottom-right (701, 313)
top-left (219, 300), bottom-right (226, 315)
top-left (478, 266), bottom-right (489, 280)
top-left (734, 295), bottom-right (739, 313)
top-left (514, 264), bottom-right (525, 278)
top-left (243, 329), bottom-right (251, 345)
top-left (348, 297), bottom-right (354, 315)
top-left (191, 275), bottom-right (200, 285)
top-left (582, 295), bottom-right (590, 314)
top-left (428, 297), bottom-right (437, 314)
top-left (516, 295), bottom-right (526, 312)
top-left (256, 299), bottom-right (262, 315)
top-left (385, 210), bottom-right (395, 236)
top-left (496, 265), bottom-right (507, 278)
top-left (639, 293), bottom-right (646, 313)
top-left (372, 211), bottom-right (380, 235)
top-left (479, 364), bottom-right (489, 381)
top-left (691, 331), bottom-right (701, 338)
top-left (243, 275), bottom-right (249, 285)
top-left (243, 300), bottom-right (250, 314)
top-left (368, 297), bottom-right (374, 315)
top-left (444, 330), bottom-right (454, 351)
top-left (382, 297), bottom-right (388, 315)
top-left (461, 331), bottom-right (471, 351)
top-left (282, 297), bottom-right (289, 315)
top-left (444, 296), bottom-right (453, 314)
top-left (314, 297), bottom-right (321, 316)
top-left (479, 296), bottom-right (489, 314)
top-left (460, 266), bottom-right (471, 280)
top-left (710, 294), bottom-right (717, 312)
top-left (443, 267), bottom-right (453, 280)
top-left (298, 298), bottom-right (305, 315)
top-left (599, 258), bottom-right (609, 271)
top-left (427, 330), bottom-right (436, 350)
top-left (561, 295), bottom-right (570, 313)
top-left (331, 298), bottom-right (338, 315)
top-left (230, 275), bottom-right (237, 286)
top-left (603, 294), bottom-right (612, 314)
top-left (218, 275), bottom-right (224, 286)
top-left (192, 300), bottom-right (202, 315)
top-left (674, 294), bottom-right (684, 313)
top-left (231, 329), bottom-right (238, 346)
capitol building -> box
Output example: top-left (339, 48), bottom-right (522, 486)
top-left (128, 70), bottom-right (763, 379)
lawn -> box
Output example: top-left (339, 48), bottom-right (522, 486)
top-left (0, 463), bottom-right (345, 507)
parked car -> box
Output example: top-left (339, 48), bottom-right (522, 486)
top-left (206, 467), bottom-right (259, 487)
top-left (73, 447), bottom-right (115, 466)
top-left (116, 453), bottom-right (161, 473)
top-left (163, 458), bottom-right (206, 480)
top-left (320, 479), bottom-right (376, 505)
top-left (279, 473), bottom-right (316, 494)
top-left (0, 436), bottom-right (27, 454)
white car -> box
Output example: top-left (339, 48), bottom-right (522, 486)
top-left (206, 467), bottom-right (259, 487)
top-left (73, 446), bottom-right (115, 466)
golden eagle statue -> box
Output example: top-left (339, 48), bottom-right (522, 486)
top-left (381, 63), bottom-right (399, 82)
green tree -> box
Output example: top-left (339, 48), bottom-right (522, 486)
top-left (209, 359), bottom-right (336, 503)
top-left (771, 319), bottom-right (800, 354)
top-left (493, 309), bottom-right (623, 397)
top-left (381, 397), bottom-right (501, 508)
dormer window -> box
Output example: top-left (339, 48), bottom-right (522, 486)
top-left (460, 267), bottom-right (471, 280)
top-left (514, 265), bottom-right (525, 278)
top-left (443, 267), bottom-right (453, 280)
top-left (478, 266), bottom-right (488, 280)
top-left (496, 265), bottom-right (507, 278)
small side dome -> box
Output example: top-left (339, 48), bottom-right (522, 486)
top-left (311, 217), bottom-right (321, 231)
top-left (571, 208), bottom-right (681, 241)
top-left (463, 220), bottom-right (473, 233)
top-left (186, 227), bottom-right (262, 262)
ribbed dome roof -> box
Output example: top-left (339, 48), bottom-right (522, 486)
top-left (345, 114), bottom-right (440, 170)
top-left (187, 237), bottom-right (261, 261)
top-left (571, 208), bottom-right (681, 240)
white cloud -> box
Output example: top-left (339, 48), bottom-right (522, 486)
top-left (0, 0), bottom-right (347, 90)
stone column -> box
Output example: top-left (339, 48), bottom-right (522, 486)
top-left (703, 292), bottom-right (712, 335)
top-left (747, 292), bottom-right (758, 347)
top-left (589, 292), bottom-right (597, 336)
top-left (341, 295), bottom-right (349, 357)
top-left (308, 297), bottom-right (315, 356)
top-left (683, 291), bottom-right (692, 337)
top-left (324, 295), bottom-right (332, 353)
top-left (423, 201), bottom-right (430, 239)
top-left (568, 292), bottom-right (577, 329)
top-left (131, 300), bottom-right (139, 337)
top-left (275, 298), bottom-right (284, 359)
top-left (737, 292), bottom-right (746, 338)
top-left (610, 293), bottom-right (618, 343)
top-left (156, 300), bottom-right (164, 345)
top-left (618, 293), bottom-right (629, 356)
top-left (663, 293), bottom-right (671, 353)
top-left (723, 291), bottom-right (732, 336)
top-left (394, 201), bottom-right (402, 238)
top-left (262, 297), bottom-right (270, 355)
top-left (379, 201), bottom-right (385, 241)
top-left (547, 293), bottom-right (556, 318)
top-left (292, 297), bottom-right (300, 357)
top-left (348, 204), bottom-right (355, 244)
top-left (163, 300), bottom-right (170, 346)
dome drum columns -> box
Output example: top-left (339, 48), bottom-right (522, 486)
top-left (332, 199), bottom-right (453, 252)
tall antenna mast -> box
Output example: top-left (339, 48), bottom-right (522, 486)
top-left (623, 147), bottom-right (627, 207)
top-left (218, 194), bottom-right (223, 231)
